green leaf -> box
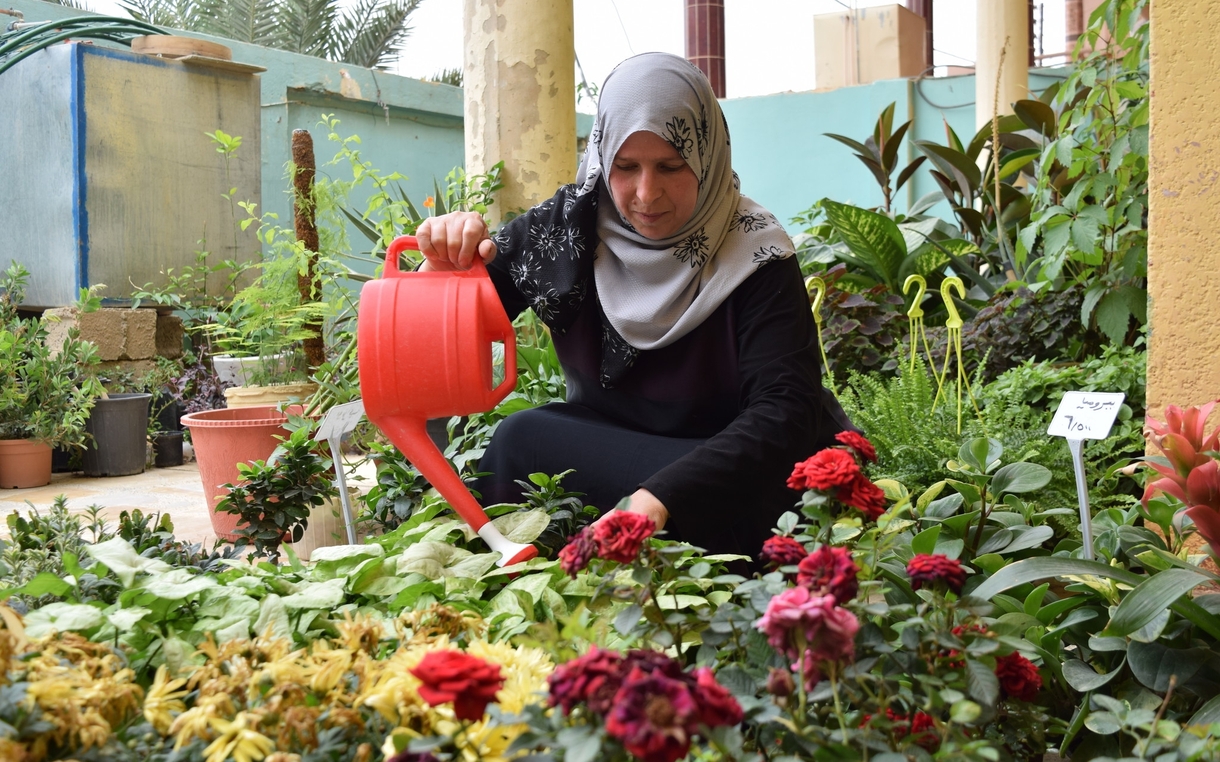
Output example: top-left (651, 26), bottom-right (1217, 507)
top-left (615, 603), bottom-right (643, 636)
top-left (966, 658), bottom-right (1000, 706)
top-left (280, 578), bottom-right (347, 610)
top-left (1085, 711), bottom-right (1122, 735)
top-left (1003, 525), bottom-right (1054, 554)
top-left (990, 462), bottom-right (1052, 494)
top-left (491, 508), bottom-right (550, 544)
top-left (16, 572), bottom-right (73, 599)
top-left (1188, 694), bottom-right (1220, 728)
top-left (972, 557), bottom-right (1140, 600)
top-left (959, 438), bottom-right (1001, 473)
top-left (86, 537), bottom-right (172, 587)
top-left (1062, 659), bottom-right (1124, 692)
top-left (1013, 99), bottom-right (1057, 137)
top-left (1127, 640), bottom-right (1205, 693)
top-left (821, 200), bottom-right (908, 291)
top-left (911, 525), bottom-right (941, 556)
top-left (24, 603), bottom-right (104, 638)
top-left (139, 569), bottom-right (217, 600)
top-left (1094, 290), bottom-right (1133, 345)
top-left (1107, 568), bottom-right (1208, 637)
top-left (1023, 583), bottom-right (1050, 616)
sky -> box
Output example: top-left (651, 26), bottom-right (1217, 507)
top-left (395, 0), bottom-right (1070, 104)
top-left (84, 0), bottom-right (1070, 100)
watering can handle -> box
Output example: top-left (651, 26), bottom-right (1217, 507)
top-left (384, 235), bottom-right (492, 279)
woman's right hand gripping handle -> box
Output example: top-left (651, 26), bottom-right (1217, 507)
top-left (415, 211), bottom-right (498, 272)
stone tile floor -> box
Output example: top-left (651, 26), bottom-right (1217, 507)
top-left (0, 462), bottom-right (219, 544)
top-left (0, 456), bottom-right (379, 548)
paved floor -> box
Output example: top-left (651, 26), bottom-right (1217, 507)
top-left (0, 454), bottom-right (378, 549)
top-left (0, 462), bottom-right (220, 544)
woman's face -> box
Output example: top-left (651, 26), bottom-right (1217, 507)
top-left (608, 130), bottom-right (699, 240)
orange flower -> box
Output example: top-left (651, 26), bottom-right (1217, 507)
top-left (423, 196), bottom-right (435, 209)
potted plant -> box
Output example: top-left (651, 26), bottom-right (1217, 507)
top-left (215, 425), bottom-right (339, 563)
top-left (0, 262), bottom-right (104, 488)
top-left (203, 250), bottom-right (332, 407)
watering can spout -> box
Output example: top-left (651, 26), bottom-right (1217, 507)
top-left (377, 416), bottom-right (537, 566)
top-left (358, 235), bottom-right (536, 568)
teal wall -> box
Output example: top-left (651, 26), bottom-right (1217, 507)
top-left (722, 69), bottom-right (1068, 230)
top-left (8, 0), bottom-right (467, 267)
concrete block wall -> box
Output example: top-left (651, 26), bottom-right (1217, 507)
top-left (43, 307), bottom-right (183, 379)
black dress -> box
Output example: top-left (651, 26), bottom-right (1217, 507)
top-left (474, 186), bottom-right (851, 560)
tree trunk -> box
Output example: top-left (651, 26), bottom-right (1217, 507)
top-left (292, 129), bottom-right (326, 371)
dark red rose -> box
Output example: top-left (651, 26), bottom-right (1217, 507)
top-left (995, 652), bottom-right (1042, 702)
top-left (592, 511), bottom-right (655, 564)
top-left (558, 527), bottom-right (597, 578)
top-left (547, 647), bottom-right (627, 716)
top-left (766, 667), bottom-right (795, 697)
top-left (887, 709), bottom-right (939, 751)
top-left (906, 553), bottom-right (966, 594)
top-left (622, 649), bottom-right (687, 681)
top-left (836, 473), bottom-right (887, 519)
top-left (605, 667), bottom-right (699, 762)
top-left (788, 448), bottom-right (861, 492)
top-left (410, 650), bottom-right (504, 721)
top-left (690, 667), bottom-right (743, 728)
top-left (387, 753), bottom-right (440, 762)
top-left (796, 545), bottom-right (859, 604)
top-left (835, 431), bottom-right (877, 462)
top-left (760, 536), bottom-right (808, 570)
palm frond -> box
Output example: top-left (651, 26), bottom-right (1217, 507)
top-left (335, 0), bottom-right (419, 69)
top-left (271, 0), bottom-right (338, 57)
top-left (45, 0), bottom-right (95, 12)
top-left (429, 67), bottom-right (462, 87)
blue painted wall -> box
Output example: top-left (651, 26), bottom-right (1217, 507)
top-left (722, 70), bottom-right (1068, 230)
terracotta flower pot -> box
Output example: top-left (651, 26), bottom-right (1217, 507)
top-left (181, 406), bottom-right (294, 542)
top-left (0, 439), bottom-right (53, 489)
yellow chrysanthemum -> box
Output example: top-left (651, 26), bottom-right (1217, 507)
top-left (144, 665), bottom-right (190, 734)
top-left (202, 712), bottom-right (276, 762)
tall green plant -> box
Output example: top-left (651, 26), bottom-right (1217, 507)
top-left (824, 102), bottom-right (927, 214)
top-left (1018, 0), bottom-right (1149, 346)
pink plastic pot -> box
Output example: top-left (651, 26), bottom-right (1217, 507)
top-left (181, 405), bottom-right (291, 541)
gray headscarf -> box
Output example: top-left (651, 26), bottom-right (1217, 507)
top-left (576, 52), bottom-right (795, 350)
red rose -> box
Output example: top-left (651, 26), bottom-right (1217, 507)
top-left (796, 545), bottom-right (859, 604)
top-left (410, 650), bottom-right (504, 721)
top-left (887, 709), bottom-right (939, 751)
top-left (548, 647), bottom-right (627, 716)
top-left (906, 553), bottom-right (966, 595)
top-left (766, 667), bottom-right (795, 697)
top-left (835, 431), bottom-right (877, 462)
top-left (760, 536), bottom-right (808, 570)
top-left (836, 473), bottom-right (887, 519)
top-left (995, 652), bottom-right (1042, 702)
top-left (592, 511), bottom-right (655, 564)
top-left (788, 448), bottom-right (860, 492)
top-left (558, 527), bottom-right (597, 578)
top-left (605, 668), bottom-right (699, 762)
top-left (690, 667), bottom-right (743, 728)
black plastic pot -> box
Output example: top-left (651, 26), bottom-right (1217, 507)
top-left (153, 431), bottom-right (184, 468)
top-left (51, 445), bottom-right (78, 473)
top-left (153, 391), bottom-right (182, 432)
top-left (82, 393), bottom-right (152, 477)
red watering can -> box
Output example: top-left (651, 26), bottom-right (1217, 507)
top-left (358, 235), bottom-right (538, 566)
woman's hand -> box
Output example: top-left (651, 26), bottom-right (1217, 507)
top-left (596, 488), bottom-right (669, 531)
top-left (416, 211), bottom-right (497, 271)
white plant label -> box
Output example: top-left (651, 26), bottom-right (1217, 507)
top-left (1047, 391), bottom-right (1126, 440)
top-left (314, 399), bottom-right (365, 443)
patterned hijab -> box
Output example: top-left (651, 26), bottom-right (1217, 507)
top-left (576, 52), bottom-right (795, 351)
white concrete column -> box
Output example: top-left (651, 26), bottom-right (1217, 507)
top-left (976, 0), bottom-right (1030, 130)
top-left (463, 0), bottom-right (576, 227)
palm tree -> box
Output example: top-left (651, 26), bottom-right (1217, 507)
top-left (118, 0), bottom-right (421, 69)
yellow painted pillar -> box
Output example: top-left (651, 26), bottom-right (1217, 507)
top-left (1147, 0), bottom-right (1220, 416)
top-left (975, 0), bottom-right (1030, 130)
top-left (462, 0), bottom-right (576, 227)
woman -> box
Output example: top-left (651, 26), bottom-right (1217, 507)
top-left (416, 52), bottom-right (851, 559)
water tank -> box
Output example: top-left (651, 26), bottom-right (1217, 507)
top-left (0, 41), bottom-right (262, 307)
